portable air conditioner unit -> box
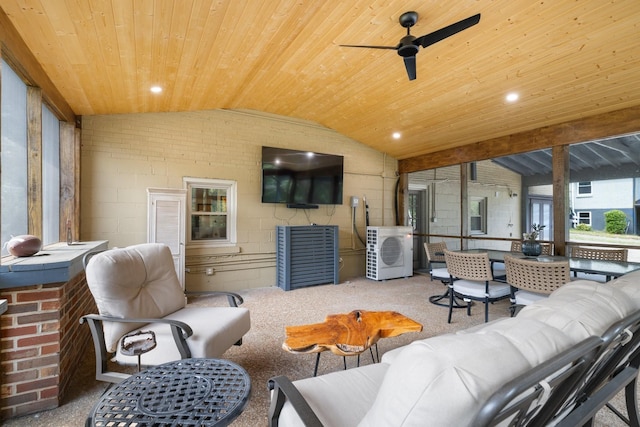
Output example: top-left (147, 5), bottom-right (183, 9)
top-left (366, 226), bottom-right (413, 281)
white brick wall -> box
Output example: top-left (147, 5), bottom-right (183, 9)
top-left (81, 109), bottom-right (398, 290)
top-left (409, 160), bottom-right (522, 251)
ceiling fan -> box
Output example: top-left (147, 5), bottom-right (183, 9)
top-left (340, 11), bottom-right (481, 81)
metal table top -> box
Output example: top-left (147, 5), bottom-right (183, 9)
top-left (88, 358), bottom-right (251, 427)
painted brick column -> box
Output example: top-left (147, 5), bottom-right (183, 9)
top-left (0, 272), bottom-right (96, 419)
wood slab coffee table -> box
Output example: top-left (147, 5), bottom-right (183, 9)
top-left (283, 310), bottom-right (423, 376)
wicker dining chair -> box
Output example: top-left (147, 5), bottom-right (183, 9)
top-left (424, 242), bottom-right (452, 306)
top-left (571, 246), bottom-right (628, 261)
top-left (505, 255), bottom-right (571, 315)
top-left (510, 241), bottom-right (553, 255)
top-left (570, 246), bottom-right (628, 282)
top-left (540, 242), bottom-right (554, 255)
top-left (424, 242), bottom-right (449, 281)
top-left (443, 249), bottom-right (511, 323)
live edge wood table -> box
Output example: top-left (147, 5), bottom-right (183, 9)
top-left (283, 310), bottom-right (423, 376)
top-left (87, 358), bottom-right (251, 427)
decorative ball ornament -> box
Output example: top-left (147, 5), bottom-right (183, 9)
top-left (6, 235), bottom-right (42, 257)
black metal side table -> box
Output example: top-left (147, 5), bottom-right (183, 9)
top-left (87, 358), bottom-right (251, 426)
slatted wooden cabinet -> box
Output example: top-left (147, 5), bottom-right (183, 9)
top-left (276, 225), bottom-right (339, 291)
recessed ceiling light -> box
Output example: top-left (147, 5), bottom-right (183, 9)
top-left (505, 92), bottom-right (519, 102)
top-left (150, 86), bottom-right (163, 94)
top-left (392, 132), bottom-right (401, 139)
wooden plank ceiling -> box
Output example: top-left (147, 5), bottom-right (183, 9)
top-left (2, 1), bottom-right (639, 162)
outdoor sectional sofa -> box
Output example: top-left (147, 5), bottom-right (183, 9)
top-left (268, 270), bottom-right (640, 426)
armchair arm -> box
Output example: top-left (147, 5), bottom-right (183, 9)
top-left (267, 375), bottom-right (323, 427)
top-left (185, 290), bottom-right (244, 307)
top-left (80, 314), bottom-right (194, 383)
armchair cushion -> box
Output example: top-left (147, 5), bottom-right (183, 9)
top-left (113, 306), bottom-right (252, 365)
top-left (86, 243), bottom-right (186, 352)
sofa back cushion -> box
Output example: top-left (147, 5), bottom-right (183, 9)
top-left (516, 280), bottom-right (637, 340)
top-left (460, 316), bottom-right (578, 366)
top-left (85, 243), bottom-right (186, 351)
top-left (608, 270), bottom-right (640, 305)
top-left (358, 327), bottom-right (543, 427)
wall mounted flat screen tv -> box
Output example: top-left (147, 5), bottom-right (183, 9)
top-left (261, 146), bottom-right (344, 207)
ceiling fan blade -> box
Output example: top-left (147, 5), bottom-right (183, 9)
top-left (339, 44), bottom-right (398, 50)
top-left (415, 13), bottom-right (481, 48)
top-left (403, 56), bottom-right (417, 81)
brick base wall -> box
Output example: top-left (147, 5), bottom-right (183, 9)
top-left (0, 272), bottom-right (96, 419)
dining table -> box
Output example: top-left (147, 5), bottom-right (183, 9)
top-left (457, 249), bottom-right (640, 282)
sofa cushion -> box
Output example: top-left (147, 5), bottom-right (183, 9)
top-left (452, 279), bottom-right (511, 298)
top-left (358, 326), bottom-right (547, 427)
top-left (517, 280), bottom-right (637, 340)
top-left (464, 316), bottom-right (578, 365)
top-left (278, 363), bottom-right (389, 427)
top-left (112, 306), bottom-right (251, 365)
top-left (85, 243), bottom-right (186, 351)
top-left (609, 270), bottom-right (640, 305)
top-left (514, 289), bottom-right (548, 305)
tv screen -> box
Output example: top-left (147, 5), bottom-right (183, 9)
top-left (261, 146), bottom-right (344, 206)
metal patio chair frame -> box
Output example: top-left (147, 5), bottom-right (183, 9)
top-left (443, 249), bottom-right (512, 323)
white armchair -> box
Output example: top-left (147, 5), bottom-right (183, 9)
top-left (80, 243), bottom-right (251, 383)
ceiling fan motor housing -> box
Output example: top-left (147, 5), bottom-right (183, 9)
top-left (398, 36), bottom-right (419, 57)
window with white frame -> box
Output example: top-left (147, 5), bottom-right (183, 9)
top-left (184, 177), bottom-right (237, 246)
top-left (577, 181), bottom-right (592, 196)
top-left (577, 211), bottom-right (592, 226)
top-left (469, 197), bottom-right (487, 234)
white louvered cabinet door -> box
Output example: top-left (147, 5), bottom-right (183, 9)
top-left (147, 188), bottom-right (187, 289)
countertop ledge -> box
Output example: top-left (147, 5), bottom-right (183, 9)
top-left (0, 241), bottom-right (108, 289)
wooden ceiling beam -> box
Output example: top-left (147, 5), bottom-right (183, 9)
top-left (398, 105), bottom-right (640, 174)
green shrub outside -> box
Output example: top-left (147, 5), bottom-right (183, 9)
top-left (604, 210), bottom-right (628, 234)
top-left (576, 223), bottom-right (592, 231)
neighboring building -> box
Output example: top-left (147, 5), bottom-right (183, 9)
top-left (570, 178), bottom-right (638, 234)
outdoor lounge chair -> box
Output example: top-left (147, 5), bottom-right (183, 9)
top-left (81, 243), bottom-right (251, 383)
